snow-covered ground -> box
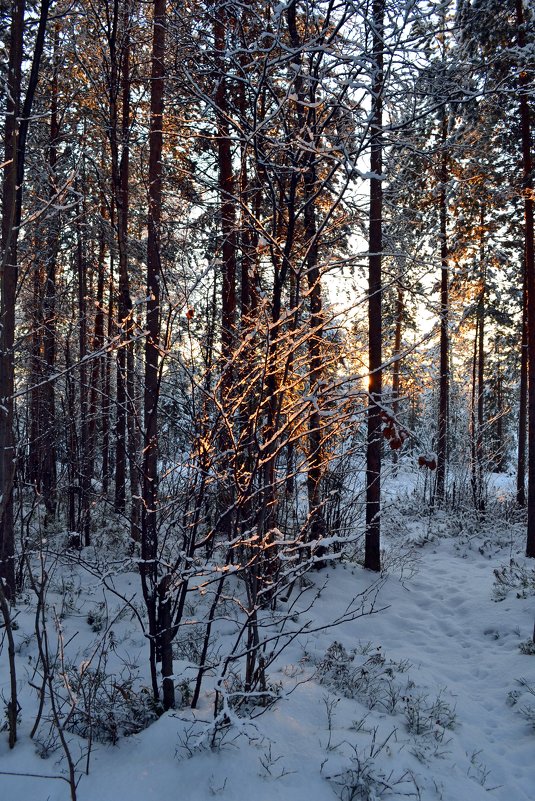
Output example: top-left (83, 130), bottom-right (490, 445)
top-left (1, 475), bottom-right (534, 801)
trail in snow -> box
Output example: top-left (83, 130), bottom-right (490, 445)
top-left (348, 536), bottom-right (535, 800)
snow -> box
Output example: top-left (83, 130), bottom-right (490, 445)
top-left (1, 475), bottom-right (535, 801)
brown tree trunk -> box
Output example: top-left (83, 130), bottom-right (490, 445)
top-left (1, 0), bottom-right (51, 591)
top-left (391, 278), bottom-right (404, 473)
top-left (476, 278), bottom-right (485, 495)
top-left (494, 337), bottom-right (506, 473)
top-left (214, 1), bottom-right (237, 370)
top-left (109, 0), bottom-right (132, 515)
top-left (516, 0), bottom-right (535, 556)
top-left (76, 209), bottom-right (91, 546)
top-left (470, 313), bottom-right (485, 511)
top-left (124, 15), bottom-right (141, 543)
top-left (471, 216), bottom-right (485, 512)
top-left (518, 272), bottom-right (527, 506)
top-left (213, 0), bottom-right (238, 544)
top-left (87, 217), bottom-right (106, 501)
top-left (141, 0), bottom-right (172, 709)
top-left (64, 339), bottom-right (79, 535)
top-left (365, 0), bottom-right (384, 573)
top-left (0, 0), bottom-right (25, 597)
top-left (305, 197), bottom-right (325, 544)
top-left (41, 25), bottom-right (60, 517)
top-left (286, 0), bottom-right (325, 545)
top-left (113, 0), bottom-right (139, 536)
top-left (435, 107), bottom-right (449, 505)
top-left (303, 79), bottom-right (325, 547)
top-left (28, 22), bottom-right (59, 518)
top-left (102, 238), bottom-right (114, 496)
top-left (238, 69), bottom-right (256, 321)
top-left (29, 256), bottom-right (43, 491)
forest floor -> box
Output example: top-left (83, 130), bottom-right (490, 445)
top-left (1, 470), bottom-right (535, 801)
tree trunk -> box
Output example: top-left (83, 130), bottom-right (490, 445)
top-left (476, 278), bottom-right (485, 496)
top-left (64, 340), bottom-right (79, 536)
top-left (303, 64), bottom-right (325, 547)
top-left (518, 272), bottom-right (527, 505)
top-left (213, 0), bottom-right (238, 545)
top-left (29, 256), bottom-right (43, 491)
top-left (76, 208), bottom-right (91, 546)
top-left (141, 0), bottom-right (171, 708)
top-left (87, 217), bottom-right (106, 503)
top-left (365, 0), bottom-right (384, 573)
top-left (214, 1), bottom-right (237, 371)
top-left (41, 26), bottom-right (60, 518)
top-left (391, 277), bottom-right (404, 473)
top-left (101, 237), bottom-right (114, 496)
top-left (1, 0), bottom-right (51, 591)
top-left (516, 0), bottom-right (535, 557)
top-left (435, 106), bottom-right (449, 505)
top-left (471, 216), bottom-right (485, 512)
top-left (0, 0), bottom-right (25, 597)
top-left (494, 336), bottom-right (506, 472)
top-left (110, 0), bottom-right (132, 515)
top-left (124, 24), bottom-right (142, 543)
top-left (286, 0), bottom-right (325, 545)
top-left (470, 312), bottom-right (485, 511)
top-left (305, 199), bottom-right (325, 544)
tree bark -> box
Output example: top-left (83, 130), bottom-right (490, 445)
top-left (471, 213), bottom-right (485, 512)
top-left (286, 0), bottom-right (326, 545)
top-left (0, 0), bottom-right (25, 597)
top-left (435, 106), bottom-right (449, 505)
top-left (214, 1), bottom-right (237, 371)
top-left (41, 24), bottom-right (60, 517)
top-left (76, 206), bottom-right (91, 546)
top-left (516, 0), bottom-right (535, 556)
top-left (101, 235), bottom-right (114, 496)
top-left (391, 277), bottom-right (404, 473)
top-left (140, 0), bottom-right (172, 708)
top-left (110, 0), bottom-right (131, 515)
top-left (365, 0), bottom-right (384, 572)
top-left (518, 271), bottom-right (527, 506)
top-left (1, 0), bottom-right (51, 592)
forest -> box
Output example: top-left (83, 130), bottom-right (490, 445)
top-left (1, 0), bottom-right (535, 799)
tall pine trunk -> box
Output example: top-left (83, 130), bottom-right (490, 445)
top-left (213, 0), bottom-right (237, 543)
top-left (140, 0), bottom-right (172, 709)
top-left (27, 7), bottom-right (57, 517)
top-left (76, 205), bottom-right (91, 546)
top-left (0, 0), bottom-right (25, 597)
top-left (41, 25), bottom-right (60, 518)
top-left (111, 0), bottom-right (130, 514)
top-left (516, 0), bottom-right (535, 557)
top-left (518, 272), bottom-right (527, 506)
top-left (1, 0), bottom-right (51, 592)
top-left (471, 214), bottom-right (485, 512)
top-left (365, 0), bottom-right (384, 572)
top-left (286, 0), bottom-right (325, 545)
top-left (391, 274), bottom-right (404, 473)
top-left (435, 106), bottom-right (449, 505)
